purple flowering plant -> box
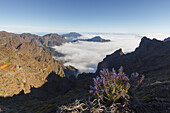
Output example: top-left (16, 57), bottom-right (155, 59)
top-left (89, 66), bottom-right (144, 103)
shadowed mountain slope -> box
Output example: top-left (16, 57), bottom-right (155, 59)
top-left (96, 37), bottom-right (170, 112)
top-left (96, 37), bottom-right (170, 75)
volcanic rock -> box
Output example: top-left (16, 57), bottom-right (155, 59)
top-left (96, 36), bottom-right (170, 75)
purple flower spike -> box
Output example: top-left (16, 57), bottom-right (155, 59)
top-left (89, 90), bottom-right (93, 94)
top-left (123, 76), bottom-right (129, 81)
top-left (89, 66), bottom-right (144, 103)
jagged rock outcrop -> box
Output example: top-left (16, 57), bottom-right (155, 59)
top-left (96, 36), bottom-right (170, 75)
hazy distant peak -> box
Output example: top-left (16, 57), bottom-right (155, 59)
top-left (62, 32), bottom-right (82, 42)
top-left (66, 32), bottom-right (82, 35)
top-left (72, 36), bottom-right (111, 42)
top-left (43, 33), bottom-right (60, 37)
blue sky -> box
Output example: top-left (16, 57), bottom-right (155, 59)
top-left (0, 0), bottom-right (170, 33)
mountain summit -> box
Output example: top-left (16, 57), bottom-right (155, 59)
top-left (72, 36), bottom-right (111, 42)
top-left (62, 32), bottom-right (82, 42)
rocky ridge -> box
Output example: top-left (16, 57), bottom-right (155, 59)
top-left (0, 31), bottom-right (67, 58)
top-left (0, 31), bottom-right (67, 47)
top-left (0, 32), bottom-right (77, 97)
top-left (96, 37), bottom-right (170, 75)
top-left (96, 36), bottom-right (170, 112)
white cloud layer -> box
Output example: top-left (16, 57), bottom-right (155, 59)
top-left (53, 33), bottom-right (143, 73)
top-left (53, 33), bottom-right (170, 73)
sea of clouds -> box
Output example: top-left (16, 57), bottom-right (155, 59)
top-left (53, 33), bottom-right (169, 73)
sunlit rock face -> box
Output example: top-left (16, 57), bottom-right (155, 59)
top-left (0, 31), bottom-right (77, 97)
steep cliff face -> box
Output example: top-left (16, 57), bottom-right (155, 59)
top-left (0, 36), bottom-right (74, 97)
top-left (96, 37), bottom-right (170, 75)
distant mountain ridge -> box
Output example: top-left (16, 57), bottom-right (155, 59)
top-left (0, 31), bottom-right (67, 47)
top-left (0, 31), bottom-right (67, 57)
top-left (72, 36), bottom-right (111, 42)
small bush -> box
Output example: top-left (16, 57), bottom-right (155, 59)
top-left (89, 66), bottom-right (144, 104)
top-left (58, 67), bottom-right (145, 112)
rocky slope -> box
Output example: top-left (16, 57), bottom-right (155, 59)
top-left (0, 73), bottom-right (95, 113)
top-left (0, 37), bottom-right (77, 97)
